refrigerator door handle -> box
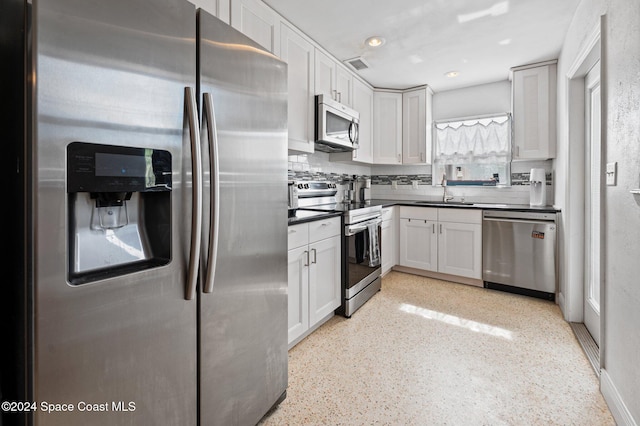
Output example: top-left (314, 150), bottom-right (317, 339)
top-left (185, 87), bottom-right (202, 301)
top-left (202, 93), bottom-right (220, 294)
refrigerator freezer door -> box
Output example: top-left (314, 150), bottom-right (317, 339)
top-left (32, 0), bottom-right (197, 424)
top-left (197, 11), bottom-right (288, 425)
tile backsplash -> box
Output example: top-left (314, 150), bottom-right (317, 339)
top-left (287, 153), bottom-right (555, 205)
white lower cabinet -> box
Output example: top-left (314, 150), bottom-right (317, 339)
top-left (399, 207), bottom-right (482, 281)
top-left (381, 207), bottom-right (398, 275)
top-left (287, 217), bottom-right (341, 347)
top-left (399, 207), bottom-right (438, 271)
top-left (438, 220), bottom-right (482, 279)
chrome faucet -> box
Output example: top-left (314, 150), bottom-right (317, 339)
top-left (441, 173), bottom-right (454, 203)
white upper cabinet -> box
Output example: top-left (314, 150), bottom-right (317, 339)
top-left (314, 49), bottom-right (352, 107)
top-left (230, 0), bottom-right (280, 55)
top-left (402, 86), bottom-right (432, 164)
top-left (191, 0), bottom-right (230, 23)
top-left (280, 23), bottom-right (315, 153)
top-left (335, 66), bottom-right (353, 107)
top-left (373, 87), bottom-right (432, 165)
top-left (373, 91), bottom-right (403, 164)
top-left (511, 61), bottom-right (557, 159)
top-left (351, 78), bottom-right (373, 163)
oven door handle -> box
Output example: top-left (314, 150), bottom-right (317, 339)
top-left (345, 217), bottom-right (382, 236)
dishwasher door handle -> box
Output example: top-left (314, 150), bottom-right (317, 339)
top-left (483, 217), bottom-right (555, 227)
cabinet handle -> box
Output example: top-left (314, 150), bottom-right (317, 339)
top-left (423, 220), bottom-right (427, 224)
top-left (311, 248), bottom-right (317, 264)
top-left (439, 224), bottom-right (443, 234)
top-left (333, 90), bottom-right (338, 100)
top-left (432, 223), bottom-right (435, 233)
top-left (397, 154), bottom-right (401, 163)
top-left (421, 152), bottom-right (425, 162)
top-left (304, 250), bottom-right (309, 266)
top-left (288, 229), bottom-right (296, 234)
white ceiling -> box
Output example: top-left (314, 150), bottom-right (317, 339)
top-left (263, 0), bottom-right (581, 92)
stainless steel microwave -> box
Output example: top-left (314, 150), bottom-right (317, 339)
top-left (315, 95), bottom-right (359, 153)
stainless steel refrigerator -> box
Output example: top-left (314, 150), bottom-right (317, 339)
top-left (2, 1), bottom-right (288, 425)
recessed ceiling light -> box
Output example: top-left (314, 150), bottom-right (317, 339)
top-left (445, 71), bottom-right (460, 78)
top-left (499, 38), bottom-right (511, 45)
top-left (365, 36), bottom-right (385, 47)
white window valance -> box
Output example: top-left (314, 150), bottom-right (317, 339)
top-left (434, 114), bottom-right (511, 164)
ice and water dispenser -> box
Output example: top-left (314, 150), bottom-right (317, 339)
top-left (67, 142), bottom-right (172, 284)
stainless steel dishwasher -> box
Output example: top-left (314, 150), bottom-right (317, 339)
top-left (482, 210), bottom-right (558, 301)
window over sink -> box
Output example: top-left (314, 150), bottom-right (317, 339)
top-left (433, 113), bottom-right (511, 186)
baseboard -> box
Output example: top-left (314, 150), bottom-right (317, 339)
top-left (391, 265), bottom-right (483, 287)
top-left (601, 368), bottom-right (638, 426)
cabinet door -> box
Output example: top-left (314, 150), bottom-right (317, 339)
top-left (335, 66), bottom-right (352, 107)
top-left (308, 235), bottom-right (341, 325)
top-left (512, 64), bottom-right (556, 159)
top-left (280, 24), bottom-right (315, 153)
top-left (351, 78), bottom-right (373, 163)
top-left (230, 0), bottom-right (280, 55)
top-left (373, 91), bottom-right (403, 164)
top-left (438, 222), bottom-right (482, 279)
top-left (287, 245), bottom-right (309, 345)
top-left (314, 49), bottom-right (335, 98)
top-left (399, 218), bottom-right (437, 271)
top-left (402, 88), bottom-right (427, 164)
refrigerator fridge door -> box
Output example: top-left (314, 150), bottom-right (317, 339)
top-left (31, 0), bottom-right (198, 424)
top-left (197, 10), bottom-right (288, 425)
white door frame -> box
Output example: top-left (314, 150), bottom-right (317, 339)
top-left (562, 21), bottom-right (603, 356)
top-left (584, 62), bottom-right (602, 345)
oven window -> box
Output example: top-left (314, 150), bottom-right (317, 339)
top-left (346, 227), bottom-right (380, 288)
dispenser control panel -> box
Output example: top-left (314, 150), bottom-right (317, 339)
top-left (67, 142), bottom-right (172, 193)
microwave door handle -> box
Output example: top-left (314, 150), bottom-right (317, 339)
top-left (185, 87), bottom-right (202, 301)
top-left (202, 93), bottom-right (220, 294)
top-left (348, 121), bottom-right (356, 143)
top-left (353, 122), bottom-right (360, 148)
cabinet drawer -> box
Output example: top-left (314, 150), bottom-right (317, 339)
top-left (437, 208), bottom-right (482, 224)
top-left (288, 223), bottom-right (309, 249)
top-left (309, 216), bottom-right (341, 242)
top-left (399, 206), bottom-right (437, 221)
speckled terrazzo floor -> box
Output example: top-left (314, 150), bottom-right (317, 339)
top-left (260, 271), bottom-right (614, 426)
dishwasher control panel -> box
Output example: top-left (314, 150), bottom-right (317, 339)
top-left (482, 210), bottom-right (557, 221)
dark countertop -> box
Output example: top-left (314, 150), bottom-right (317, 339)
top-left (366, 199), bottom-right (561, 213)
top-left (288, 200), bottom-right (560, 225)
top-left (287, 210), bottom-right (342, 226)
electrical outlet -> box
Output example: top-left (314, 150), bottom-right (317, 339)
top-left (391, 180), bottom-right (397, 190)
top-left (412, 180), bottom-right (419, 189)
top-left (606, 162), bottom-right (617, 186)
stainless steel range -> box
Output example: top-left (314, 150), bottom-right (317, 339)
top-left (292, 180), bottom-right (382, 317)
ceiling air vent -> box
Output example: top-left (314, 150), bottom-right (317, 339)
top-left (344, 57), bottom-right (369, 71)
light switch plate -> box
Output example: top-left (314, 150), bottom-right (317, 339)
top-left (606, 162), bottom-right (617, 186)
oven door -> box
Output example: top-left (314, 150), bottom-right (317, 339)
top-left (345, 217), bottom-right (382, 298)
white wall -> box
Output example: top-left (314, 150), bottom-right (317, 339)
top-left (556, 0), bottom-right (640, 423)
